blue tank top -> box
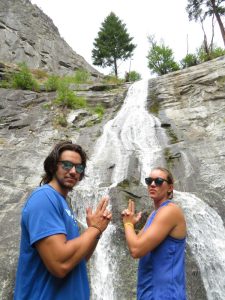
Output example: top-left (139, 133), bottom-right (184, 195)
top-left (137, 200), bottom-right (186, 300)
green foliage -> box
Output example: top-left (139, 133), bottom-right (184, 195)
top-left (103, 75), bottom-right (125, 84)
top-left (73, 69), bottom-right (90, 83)
top-left (45, 75), bottom-right (60, 91)
top-left (92, 12), bottom-right (136, 77)
top-left (93, 104), bottom-right (105, 119)
top-left (186, 0), bottom-right (225, 53)
top-left (180, 44), bottom-right (225, 69)
top-left (12, 63), bottom-right (40, 91)
top-left (125, 70), bottom-right (142, 82)
top-left (0, 79), bottom-right (11, 88)
top-left (54, 113), bottom-right (68, 127)
top-left (197, 45), bottom-right (225, 62)
top-left (45, 69), bottom-right (91, 92)
top-left (210, 47), bottom-right (225, 58)
top-left (32, 69), bottom-right (48, 80)
top-left (180, 53), bottom-right (199, 68)
top-left (54, 81), bottom-right (86, 109)
top-left (147, 37), bottom-right (180, 76)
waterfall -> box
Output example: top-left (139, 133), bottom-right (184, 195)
top-left (71, 80), bottom-right (225, 300)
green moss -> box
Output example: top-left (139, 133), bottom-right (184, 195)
top-left (167, 128), bottom-right (179, 144)
top-left (85, 120), bottom-right (95, 127)
top-left (164, 147), bottom-right (175, 168)
top-left (42, 103), bottom-right (52, 110)
top-left (118, 179), bottom-right (130, 188)
top-left (148, 91), bottom-right (160, 115)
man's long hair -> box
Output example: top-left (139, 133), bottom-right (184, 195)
top-left (40, 140), bottom-right (87, 185)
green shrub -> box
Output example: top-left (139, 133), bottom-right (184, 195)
top-left (12, 63), bottom-right (40, 91)
top-left (45, 75), bottom-right (60, 91)
top-left (93, 104), bottom-right (105, 119)
top-left (54, 113), bottom-right (68, 127)
top-left (54, 82), bottom-right (86, 109)
top-left (180, 53), bottom-right (198, 68)
top-left (103, 75), bottom-right (124, 84)
top-left (210, 47), bottom-right (225, 59)
top-left (73, 69), bottom-right (90, 83)
top-left (0, 79), bottom-right (11, 88)
top-left (197, 46), bottom-right (225, 63)
top-left (32, 69), bottom-right (48, 80)
top-left (126, 70), bottom-right (142, 82)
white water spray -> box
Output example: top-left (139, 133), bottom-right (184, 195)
top-left (72, 80), bottom-right (225, 299)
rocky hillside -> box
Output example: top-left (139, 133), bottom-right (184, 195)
top-left (0, 56), bottom-right (225, 299)
top-left (1, 0), bottom-right (225, 298)
top-left (0, 0), bottom-right (101, 78)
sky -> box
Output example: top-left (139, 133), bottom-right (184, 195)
top-left (30, 0), bottom-right (223, 79)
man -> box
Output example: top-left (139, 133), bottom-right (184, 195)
top-left (14, 140), bottom-right (112, 300)
top-left (122, 167), bottom-right (186, 299)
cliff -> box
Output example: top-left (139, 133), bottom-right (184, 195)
top-left (0, 0), bottom-right (101, 78)
top-left (0, 0), bottom-right (225, 298)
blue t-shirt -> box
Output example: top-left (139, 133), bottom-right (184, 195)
top-left (137, 200), bottom-right (186, 300)
top-left (14, 184), bottom-right (90, 300)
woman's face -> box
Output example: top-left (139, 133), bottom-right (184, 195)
top-left (147, 169), bottom-right (173, 202)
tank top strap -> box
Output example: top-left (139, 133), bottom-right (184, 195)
top-left (144, 200), bottom-right (172, 230)
top-left (159, 199), bottom-right (172, 208)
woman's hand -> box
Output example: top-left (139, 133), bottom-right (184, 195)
top-left (121, 199), bottom-right (142, 225)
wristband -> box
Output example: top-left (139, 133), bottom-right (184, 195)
top-left (124, 222), bottom-right (134, 229)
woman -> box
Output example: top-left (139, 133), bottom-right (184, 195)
top-left (122, 167), bottom-right (186, 300)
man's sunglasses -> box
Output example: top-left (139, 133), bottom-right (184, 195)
top-left (145, 177), bottom-right (170, 186)
top-left (58, 160), bottom-right (85, 174)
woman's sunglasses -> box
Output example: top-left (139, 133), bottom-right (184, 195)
top-left (145, 177), bottom-right (170, 186)
top-left (58, 160), bottom-right (85, 174)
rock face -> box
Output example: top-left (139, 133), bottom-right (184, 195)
top-left (0, 82), bottom-right (128, 300)
top-left (148, 55), bottom-right (225, 214)
top-left (0, 0), bottom-right (101, 78)
top-left (1, 56), bottom-right (225, 299)
top-left (147, 55), bottom-right (225, 300)
top-left (1, 0), bottom-right (225, 298)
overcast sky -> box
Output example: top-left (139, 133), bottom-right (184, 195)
top-left (31, 0), bottom-right (223, 79)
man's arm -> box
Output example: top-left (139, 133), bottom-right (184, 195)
top-left (36, 226), bottom-right (102, 278)
top-left (36, 198), bottom-right (111, 278)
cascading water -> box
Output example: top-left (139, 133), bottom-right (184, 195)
top-left (71, 80), bottom-right (225, 300)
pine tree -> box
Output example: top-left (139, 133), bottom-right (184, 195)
top-left (92, 12), bottom-right (136, 77)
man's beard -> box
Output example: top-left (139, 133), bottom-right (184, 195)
top-left (55, 174), bottom-right (76, 192)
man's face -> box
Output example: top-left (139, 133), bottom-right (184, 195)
top-left (54, 150), bottom-right (83, 192)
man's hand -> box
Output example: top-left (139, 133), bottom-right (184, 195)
top-left (86, 196), bottom-right (112, 233)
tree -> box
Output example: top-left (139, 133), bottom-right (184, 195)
top-left (180, 53), bottom-right (199, 68)
top-left (125, 70), bottom-right (142, 82)
top-left (92, 12), bottom-right (136, 77)
top-left (186, 0), bottom-right (225, 48)
top-left (146, 36), bottom-right (180, 76)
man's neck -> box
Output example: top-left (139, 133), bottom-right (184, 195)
top-left (48, 180), bottom-right (68, 198)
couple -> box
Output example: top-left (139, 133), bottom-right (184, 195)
top-left (14, 141), bottom-right (186, 300)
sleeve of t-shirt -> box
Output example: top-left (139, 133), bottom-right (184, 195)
top-left (23, 188), bottom-right (67, 246)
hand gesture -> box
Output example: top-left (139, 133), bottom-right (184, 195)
top-left (86, 196), bottom-right (112, 233)
top-left (121, 199), bottom-right (142, 225)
